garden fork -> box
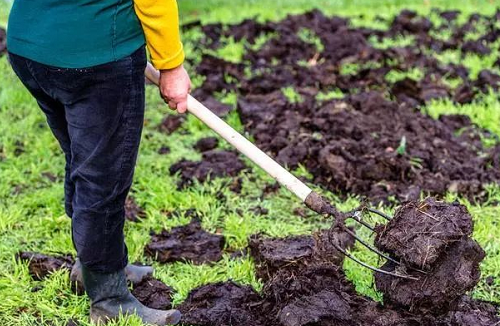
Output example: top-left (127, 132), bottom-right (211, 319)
top-left (145, 62), bottom-right (424, 280)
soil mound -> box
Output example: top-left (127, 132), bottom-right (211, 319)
top-left (145, 218), bottom-right (225, 264)
top-left (178, 281), bottom-right (264, 326)
top-left (131, 275), bottom-right (174, 310)
top-left (17, 252), bottom-right (74, 281)
top-left (375, 198), bottom-right (473, 269)
top-left (170, 150), bottom-right (246, 188)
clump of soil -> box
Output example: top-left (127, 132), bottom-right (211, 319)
top-left (375, 198), bottom-right (473, 269)
top-left (178, 281), bottom-right (265, 326)
top-left (124, 196), bottom-right (147, 222)
top-left (374, 199), bottom-right (485, 314)
top-left (145, 218), bottom-right (225, 264)
top-left (248, 229), bottom-right (354, 281)
top-left (17, 252), bottom-right (74, 281)
top-left (376, 237), bottom-right (485, 314)
top-left (159, 115), bottom-right (184, 134)
top-left (194, 137), bottom-right (219, 152)
top-left (0, 28), bottom-right (5, 55)
top-left (132, 275), bottom-right (174, 310)
top-left (170, 150), bottom-right (246, 188)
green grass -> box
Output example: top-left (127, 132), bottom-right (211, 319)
top-left (1, 0), bottom-right (500, 325)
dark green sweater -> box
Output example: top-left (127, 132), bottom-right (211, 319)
top-left (7, 0), bottom-right (145, 68)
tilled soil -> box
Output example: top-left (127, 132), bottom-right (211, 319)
top-left (17, 252), bottom-right (74, 281)
top-left (145, 218), bottom-right (225, 264)
top-left (186, 9), bottom-right (500, 204)
top-left (170, 150), bottom-right (246, 188)
top-left (131, 275), bottom-right (174, 310)
top-left (177, 200), bottom-right (499, 326)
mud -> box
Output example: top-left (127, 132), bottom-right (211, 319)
top-left (145, 218), bottom-right (225, 264)
top-left (131, 275), bottom-right (174, 310)
top-left (17, 252), bottom-right (74, 281)
top-left (190, 9), bottom-right (500, 204)
top-left (170, 150), bottom-right (246, 188)
top-left (375, 198), bottom-right (473, 269)
top-left (124, 196), bottom-right (147, 222)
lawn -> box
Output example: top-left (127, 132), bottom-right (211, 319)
top-left (0, 0), bottom-right (499, 325)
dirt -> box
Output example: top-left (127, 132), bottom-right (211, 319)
top-left (178, 281), bottom-right (265, 326)
top-left (374, 198), bottom-right (473, 269)
top-left (124, 196), bottom-right (147, 222)
top-left (145, 218), bottom-right (225, 264)
top-left (131, 275), bottom-right (174, 310)
top-left (376, 237), bottom-right (485, 314)
top-left (0, 28), bottom-right (5, 55)
top-left (177, 199), bottom-right (499, 326)
top-left (159, 115), bottom-right (185, 134)
top-left (17, 252), bottom-right (74, 281)
top-left (188, 9), bottom-right (500, 204)
top-left (170, 150), bottom-right (246, 188)
top-left (194, 137), bottom-right (219, 152)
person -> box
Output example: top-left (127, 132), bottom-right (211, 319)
top-left (7, 0), bottom-right (191, 324)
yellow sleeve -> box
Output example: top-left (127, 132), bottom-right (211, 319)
top-left (134, 0), bottom-right (185, 70)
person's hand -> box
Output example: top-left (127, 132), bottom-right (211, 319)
top-left (159, 64), bottom-right (191, 114)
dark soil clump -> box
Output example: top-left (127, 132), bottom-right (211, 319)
top-left (159, 115), bottom-right (184, 134)
top-left (194, 137), bottom-right (219, 152)
top-left (170, 150), bottom-right (246, 188)
top-left (145, 218), bottom-right (225, 264)
top-left (17, 252), bottom-right (74, 281)
top-left (178, 281), bottom-right (265, 326)
top-left (131, 275), bottom-right (174, 310)
top-left (376, 237), bottom-right (485, 314)
top-left (375, 198), bottom-right (473, 269)
top-left (124, 196), bottom-right (147, 222)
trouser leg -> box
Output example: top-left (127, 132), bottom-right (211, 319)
top-left (7, 52), bottom-right (75, 218)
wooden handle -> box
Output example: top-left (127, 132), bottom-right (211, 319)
top-left (145, 63), bottom-right (313, 202)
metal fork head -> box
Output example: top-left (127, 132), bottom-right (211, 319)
top-left (328, 206), bottom-right (426, 281)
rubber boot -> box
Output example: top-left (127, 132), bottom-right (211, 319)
top-left (71, 258), bottom-right (153, 285)
top-left (81, 265), bottom-right (181, 325)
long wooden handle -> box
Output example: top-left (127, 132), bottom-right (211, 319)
top-left (145, 63), bottom-right (313, 202)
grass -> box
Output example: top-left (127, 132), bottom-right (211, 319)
top-left (0, 0), bottom-right (500, 325)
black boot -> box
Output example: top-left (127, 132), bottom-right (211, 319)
top-left (71, 258), bottom-right (153, 285)
top-left (81, 265), bottom-right (181, 325)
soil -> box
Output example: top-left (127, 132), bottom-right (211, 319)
top-left (177, 200), bottom-right (499, 326)
top-left (124, 196), bottom-right (147, 222)
top-left (170, 150), bottom-right (246, 188)
top-left (375, 237), bottom-right (485, 314)
top-left (17, 252), bottom-right (74, 281)
top-left (131, 275), bottom-right (174, 310)
top-left (374, 198), bottom-right (473, 269)
top-left (145, 218), bottom-right (225, 264)
top-left (159, 115), bottom-right (185, 134)
top-left (194, 137), bottom-right (219, 152)
top-left (0, 28), bottom-right (5, 55)
top-left (188, 8), bottom-right (500, 204)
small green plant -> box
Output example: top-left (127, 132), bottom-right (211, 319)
top-left (281, 86), bottom-right (303, 104)
top-left (396, 136), bottom-right (407, 155)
